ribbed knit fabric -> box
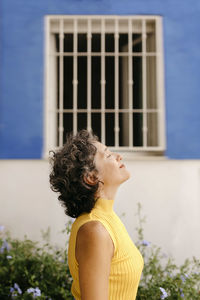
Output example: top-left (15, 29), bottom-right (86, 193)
top-left (68, 198), bottom-right (144, 300)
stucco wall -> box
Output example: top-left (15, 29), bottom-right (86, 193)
top-left (0, 0), bottom-right (200, 268)
top-left (0, 0), bottom-right (200, 158)
top-left (0, 159), bottom-right (200, 264)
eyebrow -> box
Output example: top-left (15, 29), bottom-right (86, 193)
top-left (104, 147), bottom-right (108, 152)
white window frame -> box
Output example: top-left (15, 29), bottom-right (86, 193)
top-left (44, 15), bottom-right (166, 158)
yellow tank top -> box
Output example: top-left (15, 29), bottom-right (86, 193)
top-left (68, 198), bottom-right (144, 300)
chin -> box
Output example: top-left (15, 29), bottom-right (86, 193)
top-left (121, 170), bottom-right (131, 183)
top-left (125, 171), bottom-right (131, 180)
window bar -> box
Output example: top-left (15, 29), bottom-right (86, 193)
top-left (59, 19), bottom-right (64, 147)
top-left (128, 19), bottom-right (133, 147)
top-left (73, 19), bottom-right (78, 134)
top-left (50, 31), bottom-right (58, 149)
top-left (156, 17), bottom-right (165, 149)
top-left (114, 19), bottom-right (119, 147)
top-left (101, 19), bottom-right (106, 144)
top-left (45, 17), bottom-right (50, 154)
top-left (142, 19), bottom-right (147, 148)
top-left (87, 19), bottom-right (92, 132)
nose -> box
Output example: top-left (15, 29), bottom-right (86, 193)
top-left (115, 153), bottom-right (122, 161)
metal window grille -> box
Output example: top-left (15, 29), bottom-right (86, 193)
top-left (44, 15), bottom-right (166, 155)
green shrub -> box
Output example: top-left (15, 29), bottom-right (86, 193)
top-left (0, 204), bottom-right (200, 299)
top-left (0, 223), bottom-right (73, 300)
top-left (135, 203), bottom-right (200, 300)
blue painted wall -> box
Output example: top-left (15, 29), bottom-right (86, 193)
top-left (0, 0), bottom-right (200, 159)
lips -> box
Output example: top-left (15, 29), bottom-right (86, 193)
top-left (120, 164), bottom-right (125, 168)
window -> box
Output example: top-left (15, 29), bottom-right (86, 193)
top-left (44, 15), bottom-right (165, 156)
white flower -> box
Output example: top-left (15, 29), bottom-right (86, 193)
top-left (159, 287), bottom-right (168, 299)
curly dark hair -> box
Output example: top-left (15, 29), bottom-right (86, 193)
top-left (49, 130), bottom-right (101, 218)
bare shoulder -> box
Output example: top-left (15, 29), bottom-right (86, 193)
top-left (76, 221), bottom-right (114, 262)
top-left (77, 221), bottom-right (111, 242)
top-left (76, 221), bottom-right (113, 299)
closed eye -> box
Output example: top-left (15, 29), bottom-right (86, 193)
top-left (107, 154), bottom-right (111, 158)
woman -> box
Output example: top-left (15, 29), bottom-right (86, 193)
top-left (50, 130), bottom-right (143, 300)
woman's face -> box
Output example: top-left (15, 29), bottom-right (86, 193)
top-left (93, 142), bottom-right (130, 187)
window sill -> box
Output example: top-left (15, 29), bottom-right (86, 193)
top-left (115, 151), bottom-right (167, 161)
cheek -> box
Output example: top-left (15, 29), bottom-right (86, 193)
top-left (97, 160), bottom-right (114, 178)
top-left (102, 161), bottom-right (120, 178)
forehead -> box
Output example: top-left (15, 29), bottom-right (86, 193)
top-left (94, 142), bottom-right (107, 155)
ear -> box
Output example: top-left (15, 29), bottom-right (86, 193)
top-left (83, 172), bottom-right (98, 186)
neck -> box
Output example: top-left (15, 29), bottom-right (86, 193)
top-left (97, 184), bottom-right (118, 201)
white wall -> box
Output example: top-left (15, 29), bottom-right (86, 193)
top-left (116, 158), bottom-right (200, 264)
top-left (0, 159), bottom-right (200, 264)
